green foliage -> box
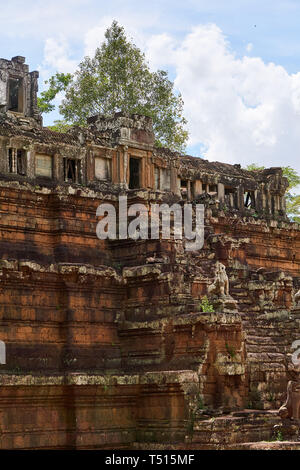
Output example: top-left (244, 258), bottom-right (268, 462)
top-left (283, 167), bottom-right (300, 223)
top-left (37, 72), bottom-right (73, 113)
top-left (47, 119), bottom-right (72, 133)
top-left (38, 21), bottom-right (188, 152)
top-left (286, 194), bottom-right (300, 223)
top-left (246, 164), bottom-right (300, 223)
top-left (225, 342), bottom-right (236, 359)
top-left (267, 391), bottom-right (275, 402)
top-left (275, 429), bottom-right (284, 442)
top-left (282, 166), bottom-right (300, 190)
top-left (246, 163), bottom-right (265, 171)
top-left (200, 296), bottom-right (215, 313)
top-left (196, 396), bottom-right (205, 410)
top-left (186, 393), bottom-right (207, 438)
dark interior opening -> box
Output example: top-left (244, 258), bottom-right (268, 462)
top-left (244, 191), bottom-right (255, 209)
top-left (225, 187), bottom-right (235, 195)
top-left (271, 196), bottom-right (275, 215)
top-left (8, 148), bottom-right (26, 175)
top-left (209, 184), bottom-right (218, 193)
top-left (17, 150), bottom-right (26, 175)
top-left (225, 186), bottom-right (238, 209)
top-left (64, 158), bottom-right (80, 183)
top-left (8, 78), bottom-right (23, 113)
top-left (8, 149), bottom-right (13, 173)
top-left (129, 157), bottom-right (140, 189)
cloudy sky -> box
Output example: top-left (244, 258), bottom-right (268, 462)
top-left (2, 0), bottom-right (300, 175)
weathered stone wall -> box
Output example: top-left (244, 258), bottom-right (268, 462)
top-left (0, 56), bottom-right (41, 124)
top-left (0, 180), bottom-right (298, 448)
top-left (0, 55), bottom-right (299, 449)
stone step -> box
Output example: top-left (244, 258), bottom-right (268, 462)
top-left (190, 410), bottom-right (281, 446)
top-left (246, 335), bottom-right (287, 344)
top-left (228, 441), bottom-right (300, 450)
top-left (246, 346), bottom-right (285, 354)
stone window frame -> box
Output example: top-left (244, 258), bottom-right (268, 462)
top-left (154, 165), bottom-right (160, 190)
top-left (35, 153), bottom-right (53, 179)
top-left (7, 75), bottom-right (25, 114)
top-left (63, 157), bottom-right (82, 184)
top-left (244, 190), bottom-right (256, 209)
top-left (8, 147), bottom-right (27, 176)
top-left (224, 185), bottom-right (238, 209)
top-left (128, 155), bottom-right (142, 189)
top-left (208, 184), bottom-right (218, 194)
top-left (94, 154), bottom-right (112, 182)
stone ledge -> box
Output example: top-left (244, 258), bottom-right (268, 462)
top-left (0, 370), bottom-right (198, 387)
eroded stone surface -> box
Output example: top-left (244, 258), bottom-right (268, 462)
top-left (0, 55), bottom-right (298, 449)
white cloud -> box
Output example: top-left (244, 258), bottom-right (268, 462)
top-left (84, 16), bottom-right (114, 57)
top-left (149, 24), bottom-right (300, 174)
top-left (246, 42), bottom-right (253, 52)
top-left (83, 15), bottom-right (153, 58)
top-left (39, 19), bottom-right (300, 175)
top-left (145, 34), bottom-right (177, 70)
top-left (43, 36), bottom-right (78, 73)
top-left (37, 36), bottom-right (79, 124)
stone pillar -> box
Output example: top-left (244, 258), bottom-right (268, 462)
top-left (11, 148), bottom-right (17, 173)
top-left (53, 153), bottom-right (61, 182)
top-left (141, 155), bottom-right (146, 188)
top-left (218, 183), bottom-right (225, 203)
top-left (0, 145), bottom-right (8, 173)
top-left (26, 149), bottom-right (34, 179)
top-left (281, 195), bottom-right (286, 212)
top-left (187, 180), bottom-right (191, 201)
top-left (237, 186), bottom-right (244, 210)
top-left (193, 180), bottom-right (202, 197)
top-left (170, 167), bottom-right (180, 195)
top-left (123, 146), bottom-right (128, 189)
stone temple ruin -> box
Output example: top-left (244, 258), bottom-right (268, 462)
top-left (0, 55), bottom-right (299, 449)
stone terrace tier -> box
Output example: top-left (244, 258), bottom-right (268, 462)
top-left (0, 55), bottom-right (299, 449)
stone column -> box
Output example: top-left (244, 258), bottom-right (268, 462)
top-left (193, 180), bottom-right (202, 197)
top-left (237, 186), bottom-right (244, 210)
top-left (123, 146), bottom-right (128, 189)
top-left (11, 148), bottom-right (17, 173)
top-left (170, 167), bottom-right (180, 196)
top-left (26, 149), bottom-right (34, 179)
top-left (53, 153), bottom-right (61, 182)
top-left (187, 180), bottom-right (191, 201)
top-left (218, 183), bottom-right (225, 203)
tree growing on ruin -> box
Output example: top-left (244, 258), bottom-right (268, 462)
top-left (38, 21), bottom-right (188, 152)
top-left (37, 73), bottom-right (73, 114)
top-left (247, 164), bottom-right (300, 223)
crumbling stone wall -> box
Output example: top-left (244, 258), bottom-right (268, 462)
top-left (0, 55), bottom-right (298, 449)
top-left (0, 56), bottom-right (41, 125)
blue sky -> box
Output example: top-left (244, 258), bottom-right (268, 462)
top-left (3, 1), bottom-right (300, 72)
top-left (2, 0), bottom-right (300, 177)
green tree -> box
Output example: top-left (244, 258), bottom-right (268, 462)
top-left (38, 21), bottom-right (188, 152)
top-left (47, 119), bottom-right (71, 133)
top-left (246, 164), bottom-right (300, 223)
top-left (37, 73), bottom-right (73, 113)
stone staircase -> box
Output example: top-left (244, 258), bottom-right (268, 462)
top-left (230, 277), bottom-right (300, 409)
top-left (242, 312), bottom-right (300, 408)
top-left (188, 410), bottom-right (281, 449)
top-left (135, 410), bottom-right (300, 450)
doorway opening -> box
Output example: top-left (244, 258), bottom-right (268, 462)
top-left (8, 78), bottom-right (23, 113)
top-left (129, 157), bottom-right (140, 189)
top-left (63, 158), bottom-right (80, 183)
